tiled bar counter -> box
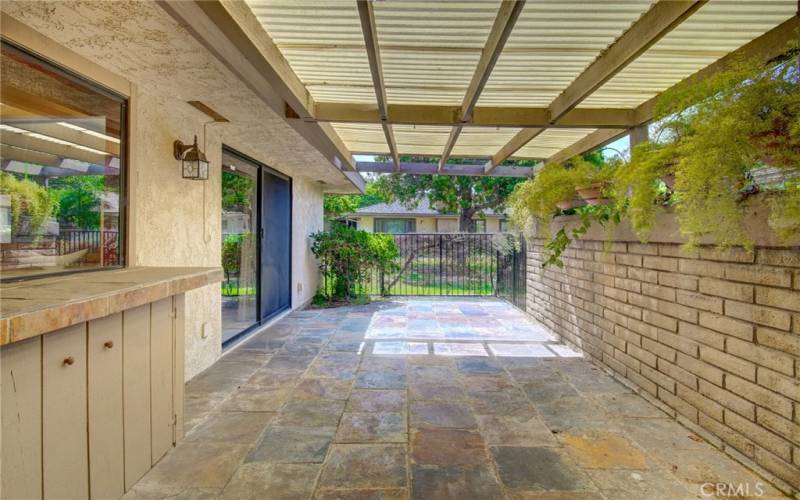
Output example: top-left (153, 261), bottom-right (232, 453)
top-left (0, 267), bottom-right (222, 499)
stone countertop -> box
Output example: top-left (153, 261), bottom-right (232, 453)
top-left (0, 267), bottom-right (223, 346)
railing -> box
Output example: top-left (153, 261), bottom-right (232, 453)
top-left (495, 236), bottom-right (527, 309)
top-left (357, 233), bottom-right (526, 306)
top-left (57, 229), bottom-right (121, 266)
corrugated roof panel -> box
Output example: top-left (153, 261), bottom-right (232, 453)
top-left (246, 0), bottom-right (376, 104)
top-left (582, 1), bottom-right (797, 108)
top-left (332, 122), bottom-right (389, 154)
top-left (374, 1), bottom-right (500, 105)
top-left (478, 0), bottom-right (654, 106)
top-left (452, 127), bottom-right (522, 157)
top-left (514, 128), bottom-right (597, 159)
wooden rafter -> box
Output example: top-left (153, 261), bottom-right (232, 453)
top-left (158, 0), bottom-right (360, 175)
top-left (356, 0), bottom-right (399, 170)
top-left (357, 161), bottom-right (531, 178)
top-left (484, 0), bottom-right (703, 174)
top-left (543, 14), bottom-right (800, 165)
top-left (439, 0), bottom-right (525, 171)
top-left (294, 102), bottom-right (639, 129)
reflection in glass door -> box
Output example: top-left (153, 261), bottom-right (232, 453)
top-left (221, 153), bottom-right (258, 343)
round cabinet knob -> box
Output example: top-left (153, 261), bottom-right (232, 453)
top-left (63, 356), bottom-right (75, 366)
top-left (104, 341), bottom-right (114, 349)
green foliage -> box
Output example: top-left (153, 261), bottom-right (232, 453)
top-left (657, 49), bottom-right (800, 249)
top-left (767, 179), bottom-right (800, 242)
top-left (324, 182), bottom-right (388, 217)
top-left (612, 141), bottom-right (676, 241)
top-left (310, 224), bottom-right (400, 302)
top-left (0, 172), bottom-right (57, 235)
top-left (222, 171), bottom-right (255, 212)
top-left (221, 232), bottom-right (253, 279)
top-left (543, 204), bottom-right (621, 268)
top-left (48, 175), bottom-right (106, 229)
top-left (506, 163), bottom-right (578, 237)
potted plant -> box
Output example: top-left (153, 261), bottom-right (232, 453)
top-left (573, 157), bottom-right (617, 206)
top-left (507, 162), bottom-right (582, 232)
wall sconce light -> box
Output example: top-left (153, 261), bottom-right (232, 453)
top-left (173, 135), bottom-right (209, 180)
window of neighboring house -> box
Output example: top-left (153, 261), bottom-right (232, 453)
top-left (374, 218), bottom-right (415, 234)
top-left (499, 219), bottom-right (509, 232)
top-left (472, 219), bottom-right (486, 233)
top-left (0, 40), bottom-right (127, 281)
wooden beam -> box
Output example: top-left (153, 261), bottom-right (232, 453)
top-left (484, 128), bottom-right (544, 175)
top-left (460, 0), bottom-right (526, 122)
top-left (438, 126), bottom-right (463, 172)
top-left (484, 0), bottom-right (702, 172)
top-left (439, 0), bottom-right (525, 171)
top-left (158, 0), bottom-right (359, 174)
top-left (357, 161), bottom-right (532, 178)
top-left (548, 0), bottom-right (705, 122)
top-left (357, 0), bottom-right (399, 170)
top-left (546, 129), bottom-right (627, 165)
top-left (302, 102), bottom-right (638, 128)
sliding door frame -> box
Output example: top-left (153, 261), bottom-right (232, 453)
top-left (221, 145), bottom-right (292, 347)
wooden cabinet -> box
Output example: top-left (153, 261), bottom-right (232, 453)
top-left (0, 294), bottom-right (186, 500)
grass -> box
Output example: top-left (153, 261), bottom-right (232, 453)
top-left (222, 286), bottom-right (256, 297)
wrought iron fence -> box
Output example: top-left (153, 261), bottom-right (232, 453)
top-left (56, 229), bottom-right (121, 266)
top-left (495, 236), bottom-right (527, 309)
top-left (359, 233), bottom-right (526, 307)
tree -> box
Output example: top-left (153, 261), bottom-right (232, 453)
top-left (372, 157), bottom-right (526, 231)
top-left (323, 182), bottom-right (388, 218)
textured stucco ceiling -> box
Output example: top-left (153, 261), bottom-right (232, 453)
top-left (1, 0), bottom-right (361, 193)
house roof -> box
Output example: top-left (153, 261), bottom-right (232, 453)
top-left (354, 199), bottom-right (503, 218)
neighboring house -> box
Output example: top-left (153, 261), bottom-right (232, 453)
top-left (346, 199), bottom-right (508, 234)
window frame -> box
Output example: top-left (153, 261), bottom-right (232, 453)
top-left (0, 39), bottom-right (129, 283)
top-left (374, 218), bottom-right (416, 234)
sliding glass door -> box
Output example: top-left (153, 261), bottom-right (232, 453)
top-left (221, 153), bottom-right (259, 343)
top-left (260, 168), bottom-right (291, 319)
top-left (221, 148), bottom-right (292, 345)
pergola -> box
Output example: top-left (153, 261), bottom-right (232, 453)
top-left (163, 1), bottom-right (799, 180)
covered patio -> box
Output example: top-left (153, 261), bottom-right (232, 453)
top-left (1, 1), bottom-right (798, 498)
top-left (124, 298), bottom-right (782, 499)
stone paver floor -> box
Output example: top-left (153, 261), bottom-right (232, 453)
top-left (125, 298), bottom-right (786, 500)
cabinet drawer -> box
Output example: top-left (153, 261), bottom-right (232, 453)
top-left (88, 313), bottom-right (124, 499)
top-left (42, 323), bottom-right (88, 499)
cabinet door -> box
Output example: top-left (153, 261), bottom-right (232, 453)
top-left (150, 297), bottom-right (174, 464)
top-left (123, 304), bottom-right (151, 490)
top-left (43, 323), bottom-right (88, 499)
top-left (1, 337), bottom-right (42, 499)
top-left (88, 313), bottom-right (124, 499)
top-left (173, 294), bottom-right (185, 442)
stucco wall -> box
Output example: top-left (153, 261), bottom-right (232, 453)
top-left (291, 178), bottom-right (324, 308)
top-left (1, 2), bottom-right (337, 381)
top-left (128, 90), bottom-right (224, 379)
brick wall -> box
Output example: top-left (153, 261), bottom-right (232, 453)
top-left (526, 238), bottom-right (800, 493)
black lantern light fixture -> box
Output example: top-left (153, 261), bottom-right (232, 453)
top-left (173, 135), bottom-right (209, 180)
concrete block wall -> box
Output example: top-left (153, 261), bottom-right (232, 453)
top-left (526, 238), bottom-right (800, 494)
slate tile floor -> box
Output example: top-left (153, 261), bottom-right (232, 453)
top-left (125, 298), bottom-right (786, 500)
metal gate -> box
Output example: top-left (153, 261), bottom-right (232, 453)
top-left (366, 233), bottom-right (526, 305)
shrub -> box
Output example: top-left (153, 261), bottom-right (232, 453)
top-left (310, 225), bottom-right (399, 302)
